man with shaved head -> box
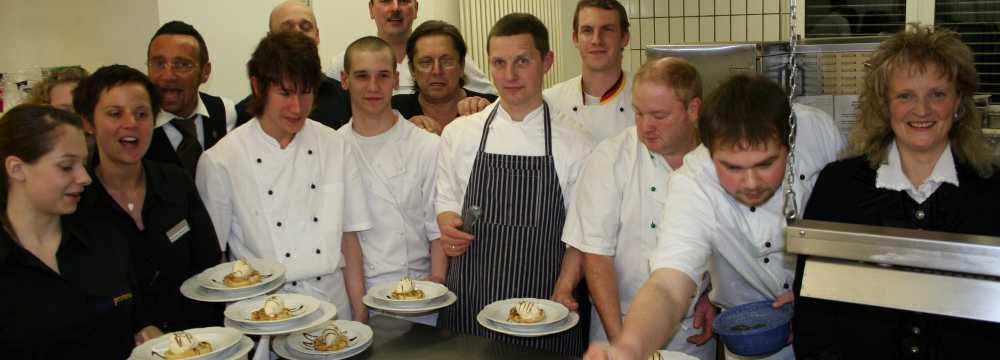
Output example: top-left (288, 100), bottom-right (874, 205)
top-left (234, 0), bottom-right (352, 130)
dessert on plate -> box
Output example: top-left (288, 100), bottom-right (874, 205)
top-left (251, 296), bottom-right (293, 321)
top-left (389, 278), bottom-right (425, 300)
top-left (223, 259), bottom-right (262, 288)
top-left (507, 300), bottom-right (545, 324)
top-left (302, 324), bottom-right (351, 352)
top-left (163, 331), bottom-right (212, 359)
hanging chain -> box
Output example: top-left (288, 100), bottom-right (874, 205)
top-left (782, 0), bottom-right (800, 220)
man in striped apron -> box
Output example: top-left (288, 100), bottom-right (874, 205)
top-left (435, 13), bottom-right (595, 356)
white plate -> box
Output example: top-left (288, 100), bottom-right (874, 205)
top-left (224, 293), bottom-right (320, 326)
top-left (225, 300), bottom-right (337, 336)
top-left (482, 298), bottom-right (569, 330)
top-left (129, 327), bottom-right (241, 360)
top-left (362, 290), bottom-right (457, 315)
top-left (656, 350), bottom-right (700, 360)
top-left (477, 310), bottom-right (579, 338)
top-left (367, 280), bottom-right (448, 308)
top-left (287, 320), bottom-right (374, 355)
top-left (198, 258), bottom-right (286, 291)
top-left (273, 334), bottom-right (372, 360)
top-left (180, 274), bottom-right (285, 303)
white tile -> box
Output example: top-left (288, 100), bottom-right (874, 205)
top-left (642, 18), bottom-right (656, 47)
top-left (632, 49), bottom-right (643, 70)
top-left (731, 15), bottom-right (747, 41)
top-left (628, 0), bottom-right (640, 18)
top-left (640, 51), bottom-right (648, 66)
top-left (670, 0), bottom-right (684, 18)
top-left (655, 0), bottom-right (670, 17)
top-left (716, 15), bottom-right (731, 42)
top-left (685, 17), bottom-right (700, 43)
top-left (700, 17), bottom-right (715, 42)
top-left (685, 0), bottom-right (699, 16)
top-left (747, 0), bottom-right (762, 14)
top-left (715, 0), bottom-right (730, 15)
top-left (623, 48), bottom-right (633, 73)
top-left (747, 14), bottom-right (763, 41)
top-left (656, 18), bottom-right (671, 43)
top-left (731, 0), bottom-right (747, 15)
top-left (631, 18), bottom-right (642, 49)
top-left (670, 17), bottom-right (685, 43)
top-left (700, 0), bottom-right (714, 16)
top-left (763, 14), bottom-right (780, 40)
top-left (641, 0), bottom-right (656, 18)
top-left (764, 0), bottom-right (779, 13)
top-left (780, 14), bottom-right (789, 40)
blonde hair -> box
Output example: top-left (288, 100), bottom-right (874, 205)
top-left (25, 67), bottom-right (88, 106)
top-left (633, 57), bottom-right (702, 106)
top-left (846, 24), bottom-right (993, 177)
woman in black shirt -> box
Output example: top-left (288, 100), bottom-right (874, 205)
top-left (0, 105), bottom-right (153, 358)
top-left (73, 65), bottom-right (223, 334)
top-left (390, 20), bottom-right (498, 129)
top-left (793, 25), bottom-right (1000, 359)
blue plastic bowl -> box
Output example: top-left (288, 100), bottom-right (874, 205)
top-left (713, 300), bottom-right (793, 356)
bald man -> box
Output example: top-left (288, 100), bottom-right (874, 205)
top-left (234, 0), bottom-right (352, 130)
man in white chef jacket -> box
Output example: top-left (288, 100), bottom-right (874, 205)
top-left (583, 74), bottom-right (844, 360)
top-left (564, 57), bottom-right (715, 360)
top-left (544, 0), bottom-right (635, 143)
top-left (327, 0), bottom-right (493, 96)
top-left (337, 36), bottom-right (445, 325)
top-left (196, 31), bottom-right (371, 352)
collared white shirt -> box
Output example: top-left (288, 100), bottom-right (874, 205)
top-left (436, 99), bottom-right (595, 216)
top-left (330, 52), bottom-right (494, 96)
top-left (561, 127), bottom-right (715, 359)
top-left (338, 117), bottom-right (441, 288)
top-left (154, 95), bottom-right (237, 149)
top-left (196, 118), bottom-right (372, 304)
top-left (544, 71), bottom-right (635, 143)
top-left (648, 104), bottom-right (842, 360)
top-left (876, 141), bottom-right (959, 204)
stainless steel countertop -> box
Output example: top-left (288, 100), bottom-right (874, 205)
top-left (345, 315), bottom-right (579, 359)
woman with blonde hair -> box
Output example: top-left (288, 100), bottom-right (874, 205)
top-left (25, 66), bottom-right (89, 113)
top-left (794, 24), bottom-right (1000, 359)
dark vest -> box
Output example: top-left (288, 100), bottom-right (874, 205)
top-left (145, 92), bottom-right (228, 169)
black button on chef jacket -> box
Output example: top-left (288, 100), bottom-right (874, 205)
top-left (0, 215), bottom-right (143, 359)
top-left (76, 160), bottom-right (223, 333)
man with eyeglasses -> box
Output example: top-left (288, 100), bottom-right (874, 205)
top-left (391, 20), bottom-right (497, 130)
top-left (145, 20), bottom-right (237, 177)
top-left (327, 0), bottom-right (493, 96)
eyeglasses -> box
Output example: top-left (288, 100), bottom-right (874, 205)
top-left (147, 59), bottom-right (197, 74)
top-left (414, 57), bottom-right (460, 73)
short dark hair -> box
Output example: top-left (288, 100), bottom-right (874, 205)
top-left (0, 105), bottom-right (84, 215)
top-left (699, 74), bottom-right (791, 153)
top-left (148, 20), bottom-right (210, 66)
top-left (406, 20), bottom-right (467, 92)
top-left (573, 0), bottom-right (630, 35)
top-left (246, 31), bottom-right (322, 117)
top-left (73, 65), bottom-right (161, 123)
top-left (344, 36), bottom-right (396, 73)
top-left (488, 13), bottom-right (549, 56)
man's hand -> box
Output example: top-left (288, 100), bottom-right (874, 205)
top-left (583, 343), bottom-right (642, 360)
top-left (409, 115), bottom-right (441, 134)
top-left (773, 291), bottom-right (795, 344)
top-left (353, 306), bottom-right (369, 323)
top-left (686, 291), bottom-right (718, 345)
top-left (422, 274), bottom-right (446, 284)
top-left (134, 325), bottom-right (163, 346)
top-left (551, 289), bottom-right (579, 312)
top-left (437, 212), bottom-right (474, 256)
top-left (457, 96), bottom-right (491, 116)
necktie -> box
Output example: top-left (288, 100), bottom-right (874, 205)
top-left (171, 117), bottom-right (202, 175)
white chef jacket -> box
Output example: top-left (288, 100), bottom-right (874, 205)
top-left (562, 126), bottom-right (715, 360)
top-left (436, 99), bottom-right (595, 216)
top-left (154, 95), bottom-right (237, 149)
top-left (876, 140), bottom-right (959, 204)
top-left (648, 104), bottom-right (842, 360)
top-left (195, 118), bottom-right (372, 302)
top-left (338, 117), bottom-right (441, 288)
top-left (543, 71), bottom-right (635, 143)
top-left (330, 51), bottom-right (494, 96)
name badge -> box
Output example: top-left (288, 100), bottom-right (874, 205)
top-left (167, 219), bottom-right (191, 243)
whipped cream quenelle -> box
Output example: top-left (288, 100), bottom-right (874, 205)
top-left (322, 325), bottom-right (344, 345)
top-left (515, 301), bottom-right (544, 322)
top-left (395, 278), bottom-right (416, 294)
top-left (231, 259), bottom-right (253, 278)
top-left (263, 296), bottom-right (285, 317)
top-left (168, 332), bottom-right (196, 355)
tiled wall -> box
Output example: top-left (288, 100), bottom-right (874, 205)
top-left (620, 0), bottom-right (792, 72)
